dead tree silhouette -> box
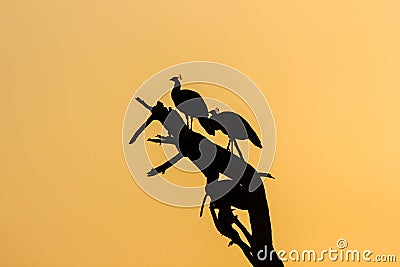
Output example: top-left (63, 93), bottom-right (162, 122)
top-left (129, 97), bottom-right (284, 267)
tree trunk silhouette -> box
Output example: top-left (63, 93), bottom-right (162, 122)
top-left (130, 98), bottom-right (284, 267)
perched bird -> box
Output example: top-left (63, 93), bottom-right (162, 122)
top-left (170, 75), bottom-right (215, 135)
top-left (209, 108), bottom-right (262, 158)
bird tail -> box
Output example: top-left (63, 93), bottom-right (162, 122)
top-left (198, 117), bottom-right (218, 136)
top-left (250, 134), bottom-right (262, 148)
top-left (240, 117), bottom-right (262, 148)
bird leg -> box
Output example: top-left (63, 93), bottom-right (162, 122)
top-left (147, 152), bottom-right (184, 176)
top-left (185, 114), bottom-right (189, 128)
top-left (226, 140), bottom-right (231, 152)
top-left (233, 139), bottom-right (244, 159)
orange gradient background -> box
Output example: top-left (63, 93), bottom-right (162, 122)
top-left (1, 1), bottom-right (399, 266)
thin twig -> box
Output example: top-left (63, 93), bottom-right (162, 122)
top-left (209, 206), bottom-right (256, 266)
top-left (135, 97), bottom-right (152, 111)
top-left (234, 216), bottom-right (253, 246)
top-left (147, 138), bottom-right (175, 145)
top-left (147, 153), bottom-right (184, 176)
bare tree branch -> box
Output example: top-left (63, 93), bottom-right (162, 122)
top-left (135, 97), bottom-right (152, 111)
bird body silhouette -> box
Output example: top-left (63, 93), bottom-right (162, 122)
top-left (209, 109), bottom-right (262, 158)
top-left (170, 76), bottom-right (216, 135)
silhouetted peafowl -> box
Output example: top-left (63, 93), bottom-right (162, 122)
top-left (170, 75), bottom-right (216, 135)
top-left (209, 108), bottom-right (262, 158)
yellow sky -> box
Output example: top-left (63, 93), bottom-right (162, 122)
top-left (1, 1), bottom-right (399, 266)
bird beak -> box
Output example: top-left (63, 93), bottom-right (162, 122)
top-left (169, 78), bottom-right (174, 81)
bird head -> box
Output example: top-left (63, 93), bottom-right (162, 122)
top-left (209, 107), bottom-right (220, 116)
top-left (170, 74), bottom-right (182, 83)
